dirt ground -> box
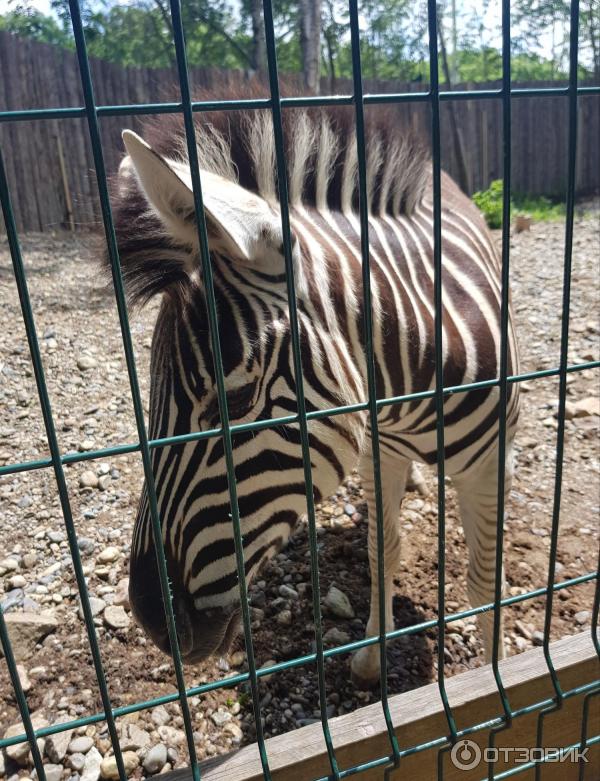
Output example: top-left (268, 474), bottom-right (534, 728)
top-left (0, 208), bottom-right (598, 777)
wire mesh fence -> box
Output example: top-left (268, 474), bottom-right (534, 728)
top-left (0, 0), bottom-right (599, 779)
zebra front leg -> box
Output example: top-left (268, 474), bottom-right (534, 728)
top-left (350, 454), bottom-right (411, 688)
top-left (453, 443), bottom-right (515, 664)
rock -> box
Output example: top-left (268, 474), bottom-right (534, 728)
top-left (68, 753), bottom-right (87, 773)
top-left (574, 610), bottom-right (590, 625)
top-left (68, 736), bottom-right (94, 755)
top-left (9, 574), bottom-right (27, 589)
top-left (143, 744), bottom-right (167, 775)
top-left (22, 553), bottom-right (38, 569)
top-left (119, 723), bottom-right (150, 752)
top-left (16, 663), bottom-right (32, 692)
top-left (323, 585), bottom-right (355, 619)
top-left (81, 747), bottom-right (103, 781)
top-left (111, 581), bottom-right (129, 610)
top-left (100, 751), bottom-right (139, 780)
top-left (77, 355), bottom-right (97, 371)
top-left (258, 660), bottom-right (277, 682)
top-left (150, 706), bottom-right (170, 727)
top-left (223, 722), bottom-right (243, 743)
top-left (229, 650), bottom-right (246, 667)
top-left (35, 764), bottom-right (62, 781)
top-left (0, 752), bottom-right (4, 776)
top-left (276, 610), bottom-right (292, 626)
top-left (96, 547), bottom-right (120, 564)
top-left (79, 471), bottom-right (99, 489)
top-left (3, 713), bottom-right (48, 765)
top-left (323, 626), bottom-right (351, 646)
top-left (0, 613), bottom-right (58, 661)
top-left (79, 597), bottom-right (106, 620)
top-left (46, 723), bottom-right (75, 763)
top-left (156, 726), bottom-right (185, 746)
top-left (278, 585), bottom-right (298, 600)
top-left (532, 630), bottom-right (544, 646)
top-left (0, 557), bottom-right (19, 571)
top-left (103, 606), bottom-right (130, 630)
top-left (78, 439), bottom-right (95, 452)
top-left (210, 710), bottom-right (232, 727)
top-left (573, 397), bottom-right (600, 417)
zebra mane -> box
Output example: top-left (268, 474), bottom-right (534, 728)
top-left (109, 79), bottom-right (429, 305)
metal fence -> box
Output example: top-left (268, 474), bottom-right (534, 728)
top-left (0, 0), bottom-right (598, 779)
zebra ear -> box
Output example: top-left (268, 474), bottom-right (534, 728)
top-left (122, 130), bottom-right (281, 265)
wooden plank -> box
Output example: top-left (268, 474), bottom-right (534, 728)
top-left (161, 632), bottom-right (599, 781)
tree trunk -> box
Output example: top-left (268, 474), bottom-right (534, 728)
top-left (250, 0), bottom-right (266, 74)
top-left (438, 13), bottom-right (470, 194)
top-left (299, 0), bottom-right (322, 93)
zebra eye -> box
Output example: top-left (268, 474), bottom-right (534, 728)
top-left (226, 381), bottom-right (256, 420)
top-left (204, 381), bottom-right (256, 426)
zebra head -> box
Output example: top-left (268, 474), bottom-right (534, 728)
top-left (117, 129), bottom-right (363, 663)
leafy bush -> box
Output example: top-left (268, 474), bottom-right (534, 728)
top-left (473, 179), bottom-right (506, 229)
top-left (473, 180), bottom-right (566, 228)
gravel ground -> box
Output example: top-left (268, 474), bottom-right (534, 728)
top-left (0, 207), bottom-right (598, 780)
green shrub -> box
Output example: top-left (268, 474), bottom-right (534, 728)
top-left (473, 179), bottom-right (506, 228)
top-left (473, 180), bottom-right (566, 228)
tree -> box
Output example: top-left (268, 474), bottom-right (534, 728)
top-left (299, 0), bottom-right (321, 91)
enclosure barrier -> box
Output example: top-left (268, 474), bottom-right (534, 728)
top-left (0, 0), bottom-right (599, 779)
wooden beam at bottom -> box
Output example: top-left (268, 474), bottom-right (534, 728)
top-left (166, 632), bottom-right (599, 781)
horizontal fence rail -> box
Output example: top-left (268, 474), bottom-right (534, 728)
top-left (0, 0), bottom-right (599, 780)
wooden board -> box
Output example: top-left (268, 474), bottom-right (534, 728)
top-left (162, 632), bottom-right (599, 781)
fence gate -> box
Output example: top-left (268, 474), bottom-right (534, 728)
top-left (0, 0), bottom-right (598, 779)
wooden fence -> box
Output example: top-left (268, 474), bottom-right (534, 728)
top-left (0, 30), bottom-right (598, 233)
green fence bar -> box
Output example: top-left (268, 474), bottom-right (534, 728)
top-left (534, 4), bottom-right (582, 777)
top-left (487, 0), bottom-right (516, 772)
top-left (0, 608), bottom-right (46, 781)
top-left (1, 360), bottom-right (598, 482)
top-left (261, 0), bottom-right (341, 774)
top-left (66, 1), bottom-right (201, 777)
top-left (425, 0), bottom-right (459, 767)
top-left (348, 0), bottom-right (402, 772)
top-left (2, 85), bottom-right (600, 125)
top-left (0, 147), bottom-right (127, 781)
top-left (166, 0), bottom-right (272, 775)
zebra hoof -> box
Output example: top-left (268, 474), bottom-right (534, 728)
top-left (350, 650), bottom-right (381, 690)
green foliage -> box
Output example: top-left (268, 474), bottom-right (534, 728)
top-left (473, 179), bottom-right (506, 229)
top-left (473, 180), bottom-right (566, 228)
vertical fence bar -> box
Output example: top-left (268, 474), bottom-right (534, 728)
top-left (486, 0), bottom-right (516, 774)
top-left (0, 146), bottom-right (126, 781)
top-left (347, 0), bottom-right (402, 774)
top-left (0, 608), bottom-right (46, 781)
top-left (578, 690), bottom-right (599, 781)
top-left (260, 0), bottom-right (341, 775)
top-left (534, 3), bottom-right (580, 777)
top-left (165, 1), bottom-right (271, 775)
top-left (425, 4), bottom-right (460, 774)
top-left (66, 2), bottom-right (200, 778)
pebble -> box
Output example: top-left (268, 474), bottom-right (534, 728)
top-left (532, 630), bottom-right (544, 646)
top-left (22, 552), bottom-right (38, 569)
top-left (68, 753), bottom-right (87, 773)
top-left (276, 610), bottom-right (292, 626)
top-left (3, 713), bottom-right (48, 764)
top-left (323, 585), bottom-right (355, 619)
top-left (36, 764), bottom-right (62, 781)
top-left (223, 722), bottom-right (243, 743)
top-left (79, 471), bottom-right (99, 489)
top-left (9, 574), bottom-right (27, 588)
top-left (79, 597), bottom-right (106, 619)
top-left (210, 710), bottom-right (232, 726)
top-left (151, 706), bottom-right (170, 727)
top-left (143, 744), bottom-right (168, 775)
top-left (100, 751), bottom-right (139, 779)
top-left (323, 626), bottom-right (351, 645)
top-left (574, 610), bottom-right (589, 625)
top-left (46, 724), bottom-right (75, 763)
top-left (103, 605), bottom-right (130, 630)
top-left (81, 747), bottom-right (103, 781)
top-left (77, 355), bottom-right (98, 371)
top-left (69, 736), bottom-right (94, 754)
top-left (96, 547), bottom-right (120, 564)
top-left (278, 584), bottom-right (299, 600)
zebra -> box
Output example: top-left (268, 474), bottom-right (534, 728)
top-left (109, 93), bottom-right (519, 686)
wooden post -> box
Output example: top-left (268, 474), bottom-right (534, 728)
top-left (160, 633), bottom-right (599, 781)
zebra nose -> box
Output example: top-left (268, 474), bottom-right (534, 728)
top-left (128, 550), bottom-right (239, 662)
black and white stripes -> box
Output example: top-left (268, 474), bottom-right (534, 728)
top-left (111, 98), bottom-right (519, 673)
